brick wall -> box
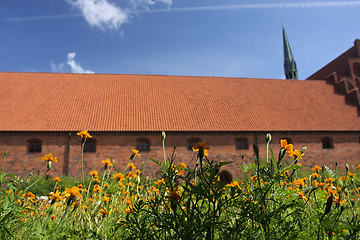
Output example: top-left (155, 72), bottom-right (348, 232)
top-left (0, 131), bottom-right (359, 179)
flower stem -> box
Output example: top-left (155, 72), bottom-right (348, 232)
top-left (81, 139), bottom-right (86, 186)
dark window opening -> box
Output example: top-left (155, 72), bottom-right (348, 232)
top-left (188, 138), bottom-right (201, 151)
top-left (281, 138), bottom-right (293, 144)
top-left (137, 138), bottom-right (150, 152)
top-left (236, 138), bottom-right (249, 150)
top-left (28, 139), bottom-right (42, 153)
top-left (84, 140), bottom-right (96, 152)
top-left (322, 137), bottom-right (334, 149)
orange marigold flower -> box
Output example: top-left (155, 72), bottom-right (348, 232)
top-left (357, 164), bottom-right (360, 171)
top-left (192, 142), bottom-right (210, 156)
top-left (65, 186), bottom-right (82, 201)
top-left (312, 165), bottom-right (322, 172)
top-left (51, 215), bottom-right (56, 220)
top-left (25, 192), bottom-right (36, 202)
top-left (311, 173), bottom-right (319, 178)
top-left (226, 181), bottom-right (241, 189)
top-left (131, 149), bottom-right (140, 157)
top-left (99, 208), bottom-right (107, 217)
top-left (348, 172), bottom-right (354, 177)
top-left (128, 162), bottom-right (136, 170)
top-left (177, 163), bottom-right (187, 169)
top-left (53, 177), bottom-right (61, 182)
top-left (102, 196), bottom-right (110, 203)
top-left (113, 173), bottom-right (125, 181)
top-left (49, 191), bottom-right (63, 202)
top-left (77, 130), bottom-right (92, 139)
top-left (90, 171), bottom-right (98, 178)
top-left (93, 178), bottom-right (101, 184)
top-left (124, 206), bottom-right (134, 214)
top-left (135, 169), bottom-right (141, 175)
top-left (93, 185), bottom-right (101, 192)
top-left (101, 159), bottom-right (113, 167)
top-left (280, 139), bottom-right (294, 154)
top-left (154, 178), bottom-right (165, 185)
top-left (40, 153), bottom-right (58, 162)
top-left (290, 149), bottom-right (303, 160)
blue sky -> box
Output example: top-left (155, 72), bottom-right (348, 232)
top-left (1, 0), bottom-right (360, 80)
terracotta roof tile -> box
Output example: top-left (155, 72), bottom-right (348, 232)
top-left (0, 72), bottom-right (359, 132)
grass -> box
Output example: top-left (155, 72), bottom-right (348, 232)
top-left (0, 132), bottom-right (359, 239)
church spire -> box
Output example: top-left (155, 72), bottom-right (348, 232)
top-left (282, 21), bottom-right (298, 80)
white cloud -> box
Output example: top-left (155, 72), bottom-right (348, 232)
top-left (65, 0), bottom-right (172, 30)
top-left (66, 0), bottom-right (129, 30)
top-left (146, 1), bottom-right (360, 13)
top-left (50, 52), bottom-right (94, 74)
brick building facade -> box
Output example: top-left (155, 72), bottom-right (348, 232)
top-left (1, 40), bottom-right (360, 179)
top-left (1, 131), bottom-right (359, 178)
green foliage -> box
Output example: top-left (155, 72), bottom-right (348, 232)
top-left (0, 134), bottom-right (360, 239)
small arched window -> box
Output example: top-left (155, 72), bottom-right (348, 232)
top-left (281, 137), bottom-right (293, 144)
top-left (136, 138), bottom-right (150, 152)
top-left (84, 139), bottom-right (96, 153)
top-left (322, 137), bottom-right (334, 149)
top-left (235, 137), bottom-right (249, 150)
top-left (27, 139), bottom-right (42, 153)
top-left (188, 138), bottom-right (201, 151)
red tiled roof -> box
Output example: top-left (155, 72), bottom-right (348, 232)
top-left (0, 72), bottom-right (359, 132)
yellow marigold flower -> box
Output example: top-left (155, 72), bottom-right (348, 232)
top-left (126, 171), bottom-right (137, 178)
top-left (155, 178), bottom-right (165, 185)
top-left (49, 191), bottom-right (63, 202)
top-left (192, 142), bottom-right (209, 156)
top-left (296, 192), bottom-right (307, 200)
top-left (177, 163), bottom-right (187, 169)
top-left (77, 130), bottom-right (92, 139)
top-left (150, 186), bottom-right (160, 193)
top-left (93, 178), bottom-right (101, 184)
top-left (128, 162), bottom-right (136, 170)
top-left (102, 197), bottom-right (110, 203)
top-left (93, 185), bottom-right (101, 192)
top-left (325, 177), bottom-right (334, 182)
top-left (280, 139), bottom-right (288, 149)
top-left (65, 186), bottom-right (82, 201)
top-left (226, 181), bottom-right (241, 189)
top-left (290, 149), bottom-right (303, 160)
top-left (135, 169), bottom-right (141, 175)
top-left (25, 192), bottom-right (36, 202)
top-left (90, 171), bottom-right (98, 178)
top-left (312, 165), bottom-right (322, 172)
top-left (113, 173), bottom-right (125, 181)
top-left (124, 206), bottom-right (134, 214)
top-left (40, 153), bottom-right (58, 162)
top-left (131, 149), bottom-right (140, 157)
top-left (99, 208), bottom-right (107, 217)
top-left (311, 173), bottom-right (319, 178)
top-left (101, 159), bottom-right (113, 167)
top-left (53, 177), bottom-right (61, 182)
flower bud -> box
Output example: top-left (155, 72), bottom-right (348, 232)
top-left (162, 131), bottom-right (166, 140)
top-left (266, 133), bottom-right (271, 143)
